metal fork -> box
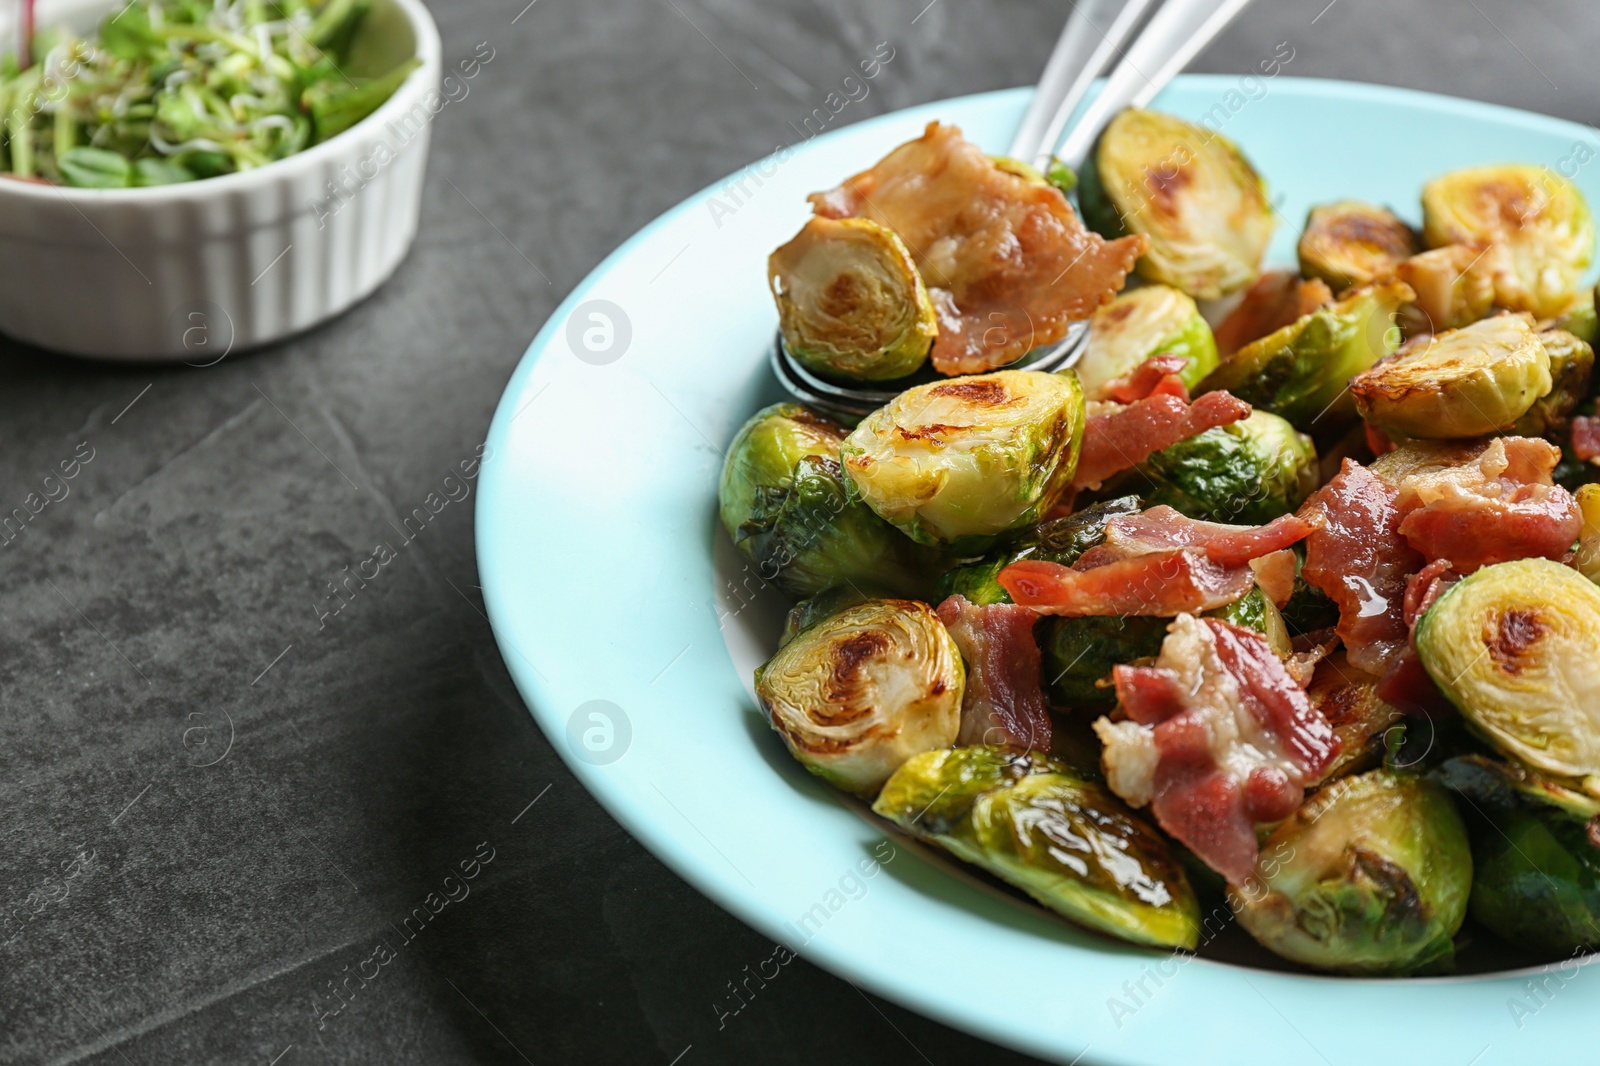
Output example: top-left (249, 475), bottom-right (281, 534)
top-left (772, 0), bottom-right (1257, 417)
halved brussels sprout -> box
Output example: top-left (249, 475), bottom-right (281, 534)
top-left (873, 746), bottom-right (1201, 948)
top-left (1135, 409), bottom-right (1318, 524)
top-left (1421, 164), bottom-right (1596, 320)
top-left (1352, 314), bottom-right (1553, 439)
top-left (756, 598), bottom-right (962, 795)
top-left (1551, 287), bottom-right (1598, 343)
top-left (769, 217), bottom-right (938, 381)
top-left (1306, 651), bottom-right (1401, 782)
top-left (1201, 281), bottom-right (1412, 432)
top-left (1514, 328), bottom-right (1594, 437)
top-left (1229, 769), bottom-right (1472, 974)
top-left (939, 496), bottom-right (1142, 606)
top-left (778, 585), bottom-right (874, 648)
top-left (1437, 755), bottom-right (1600, 953)
top-left (720, 405), bottom-right (932, 599)
top-left (1075, 285), bottom-right (1219, 400)
top-left (1298, 201), bottom-right (1418, 291)
top-left (1394, 243), bottom-right (1499, 336)
top-left (1416, 558), bottom-right (1600, 780)
top-left (840, 370), bottom-right (1086, 551)
top-left (1079, 108), bottom-right (1274, 299)
top-left (1575, 484), bottom-right (1600, 583)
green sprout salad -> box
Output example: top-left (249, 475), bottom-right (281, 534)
top-left (0, 0), bottom-right (418, 187)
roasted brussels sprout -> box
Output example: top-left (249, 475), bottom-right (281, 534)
top-left (1352, 314), bottom-right (1553, 439)
top-left (720, 405), bottom-right (932, 599)
top-left (1416, 558), bottom-right (1600, 780)
top-left (1394, 243), bottom-right (1499, 335)
top-left (778, 585), bottom-right (874, 648)
top-left (756, 598), bottom-right (963, 795)
top-left (1214, 584), bottom-right (1293, 658)
top-left (1229, 769), bottom-right (1472, 974)
top-left (1075, 285), bottom-right (1219, 400)
top-left (1201, 281), bottom-right (1412, 433)
top-left (1575, 484), bottom-right (1600, 583)
top-left (939, 496), bottom-right (1142, 606)
top-left (1421, 164), bottom-right (1595, 319)
top-left (874, 746), bottom-right (1201, 948)
top-left (1135, 410), bottom-right (1318, 524)
top-left (1514, 328), bottom-right (1594, 437)
top-left (840, 370), bottom-right (1086, 551)
top-left (1552, 288), bottom-right (1598, 343)
top-left (1298, 201), bottom-right (1418, 291)
top-left (1306, 651), bottom-right (1402, 782)
top-left (1079, 108), bottom-right (1274, 299)
top-left (1437, 755), bottom-right (1600, 953)
top-left (1041, 615), bottom-right (1169, 708)
top-left (769, 217), bottom-right (938, 381)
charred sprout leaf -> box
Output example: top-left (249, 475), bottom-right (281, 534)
top-left (1352, 314), bottom-right (1553, 439)
top-left (938, 496), bottom-right (1142, 606)
top-left (841, 370), bottom-right (1086, 551)
top-left (1436, 754), bottom-right (1600, 820)
top-left (768, 217), bottom-right (937, 381)
top-left (1513, 328), bottom-right (1594, 437)
top-left (1422, 164), bottom-right (1595, 320)
top-left (1416, 558), bottom-right (1600, 780)
top-left (1041, 615), bottom-right (1168, 707)
top-left (1201, 281), bottom-right (1412, 433)
top-left (1298, 201), bottom-right (1418, 291)
top-left (1135, 409), bottom-right (1318, 524)
top-left (1229, 769), bottom-right (1472, 975)
top-left (1395, 244), bottom-right (1500, 336)
top-left (874, 746), bottom-right (1201, 948)
top-left (777, 585), bottom-right (875, 648)
top-left (756, 599), bottom-right (962, 796)
top-left (1075, 285), bottom-right (1219, 400)
top-left (1079, 108), bottom-right (1274, 299)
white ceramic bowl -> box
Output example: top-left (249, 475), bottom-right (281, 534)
top-left (0, 0), bottom-right (441, 360)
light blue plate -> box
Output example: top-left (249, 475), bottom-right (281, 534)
top-left (477, 77), bottom-right (1599, 1065)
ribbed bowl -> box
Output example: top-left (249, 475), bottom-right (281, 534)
top-left (0, 0), bottom-right (441, 360)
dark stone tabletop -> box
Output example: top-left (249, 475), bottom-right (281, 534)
top-left (1, 0), bottom-right (1590, 1062)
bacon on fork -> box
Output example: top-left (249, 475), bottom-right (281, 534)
top-left (810, 122), bottom-right (1147, 375)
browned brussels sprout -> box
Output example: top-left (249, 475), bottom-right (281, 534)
top-left (1299, 200), bottom-right (1418, 291)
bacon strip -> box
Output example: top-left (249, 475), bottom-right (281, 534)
top-left (1096, 616), bottom-right (1340, 885)
top-left (936, 596), bottom-right (1051, 752)
top-left (1073, 391), bottom-right (1252, 491)
top-left (1079, 506), bottom-right (1312, 569)
top-left (810, 122), bottom-right (1146, 375)
top-left (1573, 415), bottom-right (1600, 463)
top-left (1102, 354), bottom-right (1192, 404)
top-left (1299, 459), bottom-right (1424, 675)
top-left (999, 551), bottom-right (1255, 617)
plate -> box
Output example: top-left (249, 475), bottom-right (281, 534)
top-left (477, 77), bottom-right (1599, 1065)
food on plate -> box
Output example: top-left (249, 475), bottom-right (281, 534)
top-left (1351, 314), bottom-right (1553, 439)
top-left (809, 122), bottom-right (1144, 375)
top-left (873, 746), bottom-right (1201, 948)
top-left (1421, 164), bottom-right (1595, 319)
top-left (1298, 200), bottom-right (1419, 292)
top-left (1201, 281), bottom-right (1413, 433)
top-left (755, 598), bottom-right (962, 795)
top-left (839, 370), bottom-right (1084, 551)
top-left (725, 107), bottom-right (1600, 972)
top-left (768, 218), bottom-right (937, 381)
top-left (1079, 108), bottom-right (1274, 299)
top-left (1075, 285), bottom-right (1219, 400)
top-left (718, 404), bottom-right (931, 598)
top-left (0, 0), bottom-right (419, 187)
top-left (1229, 769), bottom-right (1472, 974)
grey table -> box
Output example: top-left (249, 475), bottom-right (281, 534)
top-left (0, 0), bottom-right (1589, 1062)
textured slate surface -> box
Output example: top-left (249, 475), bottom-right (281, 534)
top-left (0, 0), bottom-right (1591, 1063)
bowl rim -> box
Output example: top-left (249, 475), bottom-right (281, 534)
top-left (0, 0), bottom-right (443, 203)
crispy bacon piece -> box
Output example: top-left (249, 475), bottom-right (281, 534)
top-left (810, 122), bottom-right (1146, 375)
top-left (936, 595), bottom-right (1052, 751)
top-left (1392, 437), bottom-right (1581, 573)
top-left (1212, 270), bottom-right (1335, 355)
top-left (1079, 506), bottom-right (1312, 569)
top-left (999, 551), bottom-right (1256, 617)
top-left (1299, 459), bottom-right (1425, 675)
top-left (1102, 354), bottom-right (1192, 404)
top-left (1073, 391), bottom-right (1252, 491)
top-left (1573, 415), bottom-right (1600, 463)
top-left (1403, 559), bottom-right (1457, 628)
top-left (1096, 616), bottom-right (1340, 885)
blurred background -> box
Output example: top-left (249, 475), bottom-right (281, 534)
top-left (0, 0), bottom-right (1592, 1062)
